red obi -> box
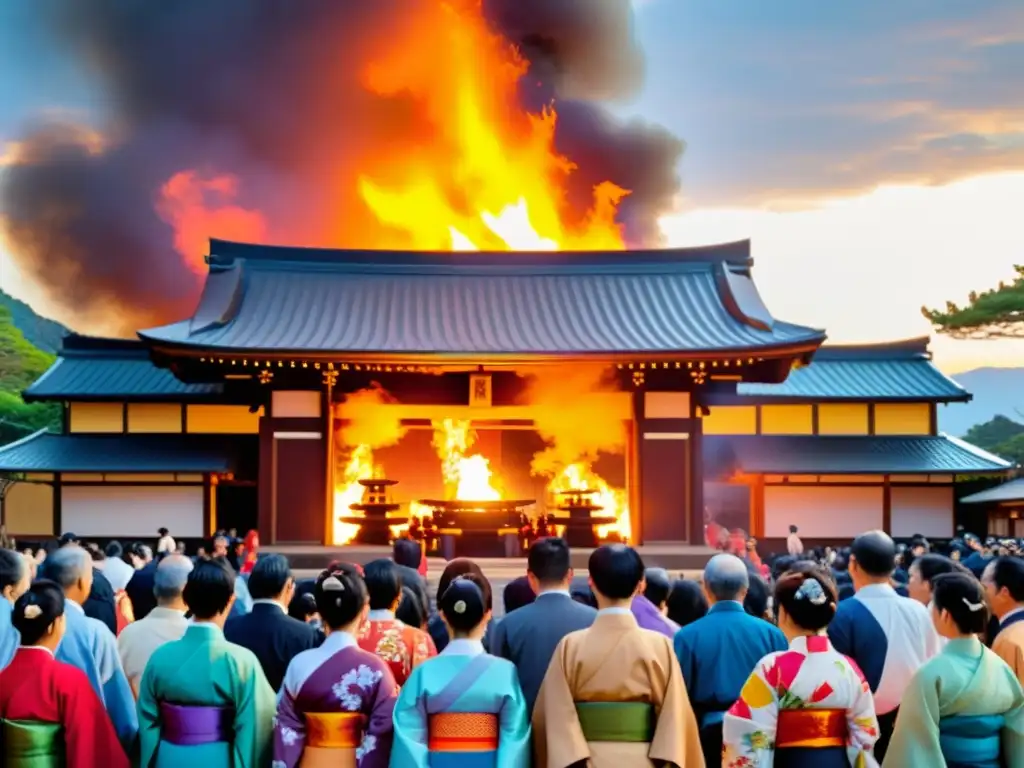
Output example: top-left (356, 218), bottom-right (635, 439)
top-left (776, 708), bottom-right (848, 749)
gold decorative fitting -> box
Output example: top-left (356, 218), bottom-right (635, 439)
top-left (631, 370), bottom-right (645, 388)
top-left (341, 363), bottom-right (349, 371)
top-left (242, 360), bottom-right (248, 366)
top-left (258, 370), bottom-right (274, 385)
top-left (616, 364), bottom-right (623, 370)
top-left (231, 359), bottom-right (236, 365)
top-left (628, 363), bottom-right (634, 370)
top-left (323, 370), bottom-right (339, 387)
top-left (314, 362), bottom-right (321, 370)
top-left (675, 362), bottom-right (681, 369)
top-left (290, 361), bottom-right (295, 368)
top-left (328, 362), bottom-right (335, 370)
top-left (200, 357), bottom-right (206, 363)
top-left (723, 360), bottom-right (729, 367)
top-left (699, 361), bottom-right (706, 369)
top-left (302, 362), bottom-right (308, 368)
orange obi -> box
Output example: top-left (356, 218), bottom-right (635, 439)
top-left (305, 712), bottom-right (365, 749)
top-left (427, 713), bottom-right (499, 752)
top-left (776, 709), bottom-right (848, 749)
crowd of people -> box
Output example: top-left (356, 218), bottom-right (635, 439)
top-left (0, 526), bottom-right (1022, 766)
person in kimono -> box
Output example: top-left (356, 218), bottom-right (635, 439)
top-left (138, 558), bottom-right (276, 766)
top-left (1, 548), bottom-right (31, 670)
top-left (984, 557), bottom-right (1024, 683)
top-left (533, 543), bottom-right (704, 768)
top-left (40, 545), bottom-right (138, 752)
top-left (723, 564), bottom-right (880, 768)
top-left (0, 580), bottom-right (129, 767)
top-left (275, 565), bottom-right (398, 767)
top-left (358, 559), bottom-right (436, 686)
top-left (391, 572), bottom-right (530, 767)
top-left (883, 571), bottom-right (1024, 768)
top-left (427, 559), bottom-right (492, 652)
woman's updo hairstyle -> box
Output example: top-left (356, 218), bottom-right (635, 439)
top-left (774, 563), bottom-right (838, 632)
top-left (12, 580), bottom-right (65, 645)
top-left (314, 565), bottom-right (368, 630)
top-left (439, 572), bottom-right (491, 634)
top-left (931, 571), bottom-right (989, 635)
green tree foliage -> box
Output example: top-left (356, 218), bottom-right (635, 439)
top-left (0, 306), bottom-right (61, 444)
top-left (923, 266), bottom-right (1024, 338)
top-left (0, 289), bottom-right (67, 353)
top-left (963, 415), bottom-right (1024, 466)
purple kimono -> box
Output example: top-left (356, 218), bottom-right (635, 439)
top-left (274, 631), bottom-right (398, 767)
top-left (631, 595), bottom-right (678, 638)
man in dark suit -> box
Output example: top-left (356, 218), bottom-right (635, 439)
top-left (224, 553), bottom-right (320, 690)
top-left (392, 538), bottom-right (431, 618)
top-left (488, 537), bottom-right (597, 714)
top-left (125, 543), bottom-right (158, 620)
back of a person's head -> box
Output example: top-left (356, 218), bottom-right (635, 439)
top-left (774, 564), bottom-right (839, 632)
top-left (643, 567), bottom-right (672, 607)
top-left (665, 578), bottom-right (708, 628)
top-left (104, 540), bottom-right (123, 560)
top-left (850, 530), bottom-right (897, 577)
top-left (154, 554), bottom-right (193, 600)
top-left (502, 576), bottom-right (536, 614)
top-left (588, 544), bottom-right (644, 600)
top-left (314, 567), bottom-right (369, 629)
top-left (932, 571), bottom-right (989, 635)
top-left (570, 575), bottom-right (597, 608)
top-left (789, 525), bottom-right (799, 534)
top-left (987, 556), bottom-right (1024, 601)
top-left (744, 573), bottom-right (770, 619)
top-left (40, 545), bottom-right (90, 591)
top-left (912, 553), bottom-right (969, 583)
top-left (246, 553), bottom-right (292, 600)
top-left (392, 538), bottom-right (422, 569)
top-left (0, 548), bottom-right (27, 594)
top-left (771, 555), bottom-right (797, 582)
top-left (527, 537), bottom-right (571, 585)
top-left (439, 573), bottom-right (492, 635)
top-left (288, 591), bottom-right (318, 622)
top-left (12, 580), bottom-right (65, 645)
top-left (395, 585), bottom-right (425, 628)
top-left (436, 558), bottom-right (483, 601)
top-left (703, 553), bottom-right (749, 602)
top-left (363, 558), bottom-right (402, 611)
top-left (183, 559), bottom-right (236, 619)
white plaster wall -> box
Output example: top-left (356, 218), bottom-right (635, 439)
top-left (765, 485), bottom-right (884, 538)
top-left (890, 486), bottom-right (954, 539)
top-left (61, 485), bottom-right (204, 538)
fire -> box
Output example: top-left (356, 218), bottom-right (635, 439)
top-left (332, 445), bottom-right (378, 545)
top-left (432, 419), bottom-right (502, 501)
top-left (550, 462), bottom-right (631, 542)
top-left (356, 1), bottom-right (628, 252)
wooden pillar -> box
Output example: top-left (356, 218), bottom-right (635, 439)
top-left (688, 408), bottom-right (705, 546)
top-left (634, 391), bottom-right (696, 544)
top-left (323, 375), bottom-right (336, 546)
top-left (257, 414), bottom-right (275, 543)
top-left (882, 476), bottom-right (892, 534)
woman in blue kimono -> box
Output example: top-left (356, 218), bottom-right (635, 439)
top-left (883, 571), bottom-right (1024, 767)
top-left (391, 572), bottom-right (530, 767)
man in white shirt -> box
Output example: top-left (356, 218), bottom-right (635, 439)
top-left (786, 524), bottom-right (804, 556)
top-left (117, 554), bottom-right (192, 696)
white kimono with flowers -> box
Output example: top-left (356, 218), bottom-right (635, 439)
top-left (723, 634), bottom-right (880, 767)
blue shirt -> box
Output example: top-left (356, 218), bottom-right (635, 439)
top-left (0, 600), bottom-right (17, 670)
top-left (674, 601), bottom-right (789, 727)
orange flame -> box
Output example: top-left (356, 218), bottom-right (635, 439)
top-left (332, 444), bottom-right (378, 545)
top-left (431, 419), bottom-right (502, 501)
top-left (549, 462), bottom-right (630, 542)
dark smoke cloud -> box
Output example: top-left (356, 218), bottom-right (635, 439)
top-left (1, 0), bottom-right (683, 335)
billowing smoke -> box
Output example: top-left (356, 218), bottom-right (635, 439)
top-left (337, 384), bottom-right (406, 449)
top-left (0, 0), bottom-right (682, 335)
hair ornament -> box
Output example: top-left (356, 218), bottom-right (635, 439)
top-left (453, 600), bottom-right (467, 615)
top-left (962, 597), bottom-right (984, 612)
top-left (795, 578), bottom-right (828, 605)
top-left (22, 604), bottom-right (42, 619)
top-left (322, 576), bottom-right (345, 592)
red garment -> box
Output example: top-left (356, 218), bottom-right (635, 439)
top-left (240, 529), bottom-right (259, 575)
top-left (114, 591), bottom-right (133, 635)
top-left (356, 616), bottom-right (437, 686)
top-left (0, 647), bottom-right (129, 767)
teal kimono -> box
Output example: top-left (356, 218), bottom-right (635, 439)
top-left (883, 636), bottom-right (1024, 768)
top-left (390, 638), bottom-right (531, 767)
top-left (137, 622), bottom-right (276, 767)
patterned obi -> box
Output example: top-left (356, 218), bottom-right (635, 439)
top-left (939, 714), bottom-right (1004, 768)
top-left (1, 719), bottom-right (65, 768)
top-left (575, 702), bottom-right (655, 743)
top-left (159, 703), bottom-right (234, 746)
top-left (775, 709), bottom-right (848, 749)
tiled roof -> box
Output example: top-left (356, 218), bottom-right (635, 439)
top-left (704, 434), bottom-right (1013, 476)
top-left (0, 431), bottom-right (253, 473)
top-left (139, 239), bottom-right (825, 359)
top-left (960, 477), bottom-right (1024, 504)
top-left (737, 338), bottom-right (969, 402)
top-left (23, 334), bottom-right (221, 401)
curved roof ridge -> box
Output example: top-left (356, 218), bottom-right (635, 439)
top-left (816, 336), bottom-right (932, 359)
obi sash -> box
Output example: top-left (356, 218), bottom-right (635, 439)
top-left (775, 709), bottom-right (847, 749)
top-left (1, 720), bottom-right (65, 768)
top-left (575, 702), bottom-right (655, 743)
top-left (305, 713), bottom-right (365, 748)
top-left (425, 654), bottom-right (500, 766)
top-left (939, 713), bottom-right (1004, 768)
top-left (159, 703), bottom-right (234, 746)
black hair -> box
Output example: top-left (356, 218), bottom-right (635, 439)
top-left (932, 572), bottom-right (989, 635)
top-left (439, 573), bottom-right (491, 634)
top-left (183, 559), bottom-right (237, 619)
top-left (247, 553), bottom-right (292, 600)
top-left (850, 530), bottom-right (897, 577)
top-left (570, 575), bottom-right (597, 608)
top-left (392, 538), bottom-right (422, 569)
top-left (395, 585), bottom-right (426, 629)
top-left (13, 580), bottom-right (65, 646)
top-left (363, 559), bottom-right (402, 611)
top-left (771, 555), bottom-right (797, 583)
top-left (588, 544), bottom-right (644, 600)
top-left (775, 564), bottom-right (839, 632)
top-left (158, 528), bottom-right (169, 536)
top-left (288, 591), bottom-right (319, 622)
top-left (789, 525), bottom-right (798, 534)
top-left (502, 576), bottom-right (536, 614)
top-left (314, 566), bottom-right (369, 629)
top-left (744, 573), bottom-right (771, 619)
top-left (436, 558), bottom-right (484, 602)
top-left (0, 548), bottom-right (27, 592)
top-left (665, 579), bottom-right (708, 628)
top-left (988, 557), bottom-right (1024, 602)
top-left (527, 537), bottom-right (571, 584)
top-left (911, 553), bottom-right (970, 586)
top-left (643, 567), bottom-right (672, 607)
top-left (104, 540), bottom-right (123, 559)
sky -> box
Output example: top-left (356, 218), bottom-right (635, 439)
top-left (1, 0), bottom-right (1023, 373)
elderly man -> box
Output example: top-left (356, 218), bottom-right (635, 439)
top-left (1, 549), bottom-right (31, 669)
top-left (41, 545), bottom-right (138, 751)
top-left (985, 556), bottom-right (1024, 683)
top-left (118, 554), bottom-right (193, 696)
top-left (674, 553), bottom-right (788, 765)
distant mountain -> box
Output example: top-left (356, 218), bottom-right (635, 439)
top-left (941, 367), bottom-right (1024, 437)
top-left (0, 289), bottom-right (68, 354)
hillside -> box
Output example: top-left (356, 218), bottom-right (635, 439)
top-left (0, 288), bottom-right (68, 353)
top-left (941, 367), bottom-right (1024, 436)
top-left (0, 304), bottom-right (61, 444)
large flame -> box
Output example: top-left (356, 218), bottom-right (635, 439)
top-left (356, 1), bottom-right (628, 252)
top-left (432, 419), bottom-right (502, 501)
top-left (332, 445), bottom-right (379, 545)
top-left (549, 462), bottom-right (631, 542)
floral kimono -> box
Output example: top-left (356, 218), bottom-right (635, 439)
top-left (723, 634), bottom-right (880, 768)
top-left (358, 610), bottom-right (437, 686)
